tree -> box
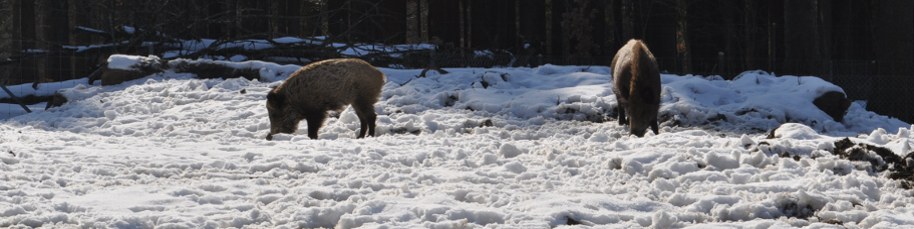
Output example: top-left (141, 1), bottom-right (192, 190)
top-left (0, 0), bottom-right (11, 60)
top-left (10, 0), bottom-right (37, 84)
top-left (867, 0), bottom-right (914, 122)
top-left (406, 0), bottom-right (420, 43)
top-left (236, 0), bottom-right (270, 38)
top-left (36, 0), bottom-right (70, 82)
top-left (428, 0), bottom-right (459, 46)
top-left (516, 0), bottom-right (546, 62)
top-left (561, 0), bottom-right (598, 61)
top-left (742, 0), bottom-right (758, 71)
top-left (620, 0), bottom-right (634, 39)
top-left (782, 0), bottom-right (821, 75)
top-left (674, 0), bottom-right (690, 73)
top-left (468, 0), bottom-right (515, 50)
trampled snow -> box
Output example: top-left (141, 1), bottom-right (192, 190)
top-left (1, 57), bottom-right (913, 228)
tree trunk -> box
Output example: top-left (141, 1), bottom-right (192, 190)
top-left (326, 0), bottom-right (350, 41)
top-left (465, 0), bottom-right (472, 49)
top-left (721, 0), bottom-right (737, 77)
top-left (237, 0), bottom-right (270, 38)
top-left (419, 0), bottom-right (428, 42)
top-left (867, 0), bottom-right (914, 122)
top-left (286, 0), bottom-right (302, 37)
top-left (562, 0), bottom-right (596, 61)
top-left (37, 0), bottom-right (72, 82)
top-left (69, 0), bottom-right (97, 78)
top-left (743, 0), bottom-right (757, 70)
top-left (374, 0), bottom-right (406, 43)
top-left (405, 0), bottom-right (429, 43)
top-left (205, 1), bottom-right (227, 39)
top-left (603, 0), bottom-right (617, 51)
top-left (620, 0), bottom-right (634, 40)
top-left (406, 0), bottom-right (419, 43)
top-left (458, 0), bottom-right (466, 49)
top-left (10, 0), bottom-right (38, 84)
top-left (591, 0), bottom-right (606, 58)
top-left (544, 0), bottom-right (552, 55)
top-left (817, 0), bottom-right (832, 79)
top-left (269, 0), bottom-right (282, 38)
top-left (675, 0), bottom-right (690, 73)
top-left (517, 0), bottom-right (545, 61)
top-left (428, 0), bottom-right (459, 45)
top-left (782, 0), bottom-right (820, 75)
top-left (548, 0), bottom-right (566, 57)
top-left (0, 0), bottom-right (10, 83)
top-left (465, 0), bottom-right (516, 51)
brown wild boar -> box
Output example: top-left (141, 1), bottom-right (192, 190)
top-left (266, 58), bottom-right (385, 140)
top-left (611, 39), bottom-right (662, 137)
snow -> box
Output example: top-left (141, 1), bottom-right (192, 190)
top-left (0, 78), bottom-right (89, 100)
top-left (107, 54), bottom-right (164, 71)
top-left (122, 26), bottom-right (136, 34)
top-left (1, 56), bottom-right (913, 228)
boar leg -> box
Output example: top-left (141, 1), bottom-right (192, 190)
top-left (305, 113), bottom-right (327, 139)
top-left (616, 104), bottom-right (627, 125)
top-left (650, 118), bottom-right (659, 135)
top-left (354, 103), bottom-right (377, 138)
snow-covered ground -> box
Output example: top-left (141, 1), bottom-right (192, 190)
top-left (1, 59), bottom-right (913, 228)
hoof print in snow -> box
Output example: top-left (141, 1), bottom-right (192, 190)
top-left (706, 113), bottom-right (727, 123)
top-left (565, 216), bottom-right (585, 226)
top-left (464, 119), bottom-right (494, 129)
top-left (441, 93), bottom-right (459, 107)
top-left (474, 71), bottom-right (509, 89)
top-left (820, 218), bottom-right (845, 226)
top-left (479, 119), bottom-right (494, 127)
top-left (389, 127), bottom-right (421, 135)
top-left (777, 200), bottom-right (819, 219)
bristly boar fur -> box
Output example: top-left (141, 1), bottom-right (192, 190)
top-left (266, 58), bottom-right (385, 140)
top-left (611, 39), bottom-right (662, 137)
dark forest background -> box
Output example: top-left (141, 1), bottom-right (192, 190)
top-left (0, 0), bottom-right (912, 121)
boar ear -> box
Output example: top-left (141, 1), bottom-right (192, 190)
top-left (267, 90), bottom-right (285, 105)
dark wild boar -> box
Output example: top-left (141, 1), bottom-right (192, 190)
top-left (611, 39), bottom-right (662, 137)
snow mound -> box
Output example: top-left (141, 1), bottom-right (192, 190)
top-left (107, 54), bottom-right (165, 71)
top-left (661, 70), bottom-right (905, 134)
top-left (771, 123), bottom-right (822, 140)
